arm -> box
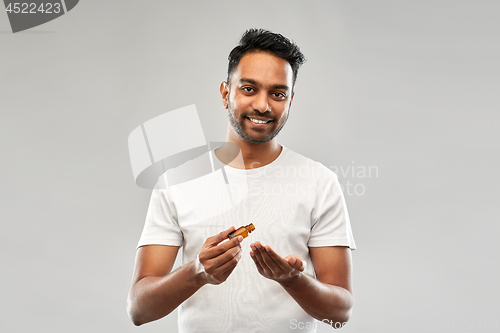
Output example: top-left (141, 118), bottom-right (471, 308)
top-left (250, 243), bottom-right (353, 325)
top-left (127, 227), bottom-right (244, 326)
top-left (127, 245), bottom-right (192, 326)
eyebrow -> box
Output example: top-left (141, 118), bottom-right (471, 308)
top-left (239, 78), bottom-right (290, 92)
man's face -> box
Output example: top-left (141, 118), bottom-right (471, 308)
top-left (221, 51), bottom-right (295, 144)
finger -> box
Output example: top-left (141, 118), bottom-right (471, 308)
top-left (217, 265), bottom-right (237, 283)
top-left (254, 243), bottom-right (283, 275)
top-left (203, 235), bottom-right (243, 260)
top-left (250, 250), bottom-right (267, 275)
top-left (217, 235), bottom-right (243, 252)
top-left (250, 244), bottom-right (272, 275)
top-left (285, 255), bottom-right (305, 271)
top-left (256, 242), bottom-right (290, 276)
top-left (263, 245), bottom-right (291, 271)
top-left (207, 226), bottom-right (236, 247)
top-left (205, 244), bottom-right (242, 272)
top-left (250, 242), bottom-right (267, 264)
top-left (211, 249), bottom-right (242, 280)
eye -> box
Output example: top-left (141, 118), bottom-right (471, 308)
top-left (272, 92), bottom-right (286, 99)
top-left (242, 86), bottom-right (254, 93)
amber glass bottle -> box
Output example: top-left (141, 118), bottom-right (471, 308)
top-left (228, 223), bottom-right (255, 239)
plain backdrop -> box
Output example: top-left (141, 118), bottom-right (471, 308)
top-left (1, 1), bottom-right (499, 332)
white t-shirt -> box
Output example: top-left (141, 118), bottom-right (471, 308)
top-left (138, 146), bottom-right (356, 333)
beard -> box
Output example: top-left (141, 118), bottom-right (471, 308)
top-left (227, 101), bottom-right (289, 144)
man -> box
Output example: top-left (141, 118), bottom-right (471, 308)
top-left (127, 29), bottom-right (356, 332)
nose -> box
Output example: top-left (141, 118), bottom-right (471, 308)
top-left (251, 92), bottom-right (271, 113)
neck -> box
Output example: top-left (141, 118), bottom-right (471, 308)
top-left (215, 125), bottom-right (282, 169)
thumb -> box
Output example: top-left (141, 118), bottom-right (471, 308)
top-left (285, 255), bottom-right (305, 271)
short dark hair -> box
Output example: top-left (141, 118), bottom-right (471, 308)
top-left (227, 29), bottom-right (306, 88)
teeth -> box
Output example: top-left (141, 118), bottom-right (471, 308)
top-left (249, 118), bottom-right (269, 124)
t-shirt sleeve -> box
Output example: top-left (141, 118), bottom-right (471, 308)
top-left (308, 171), bottom-right (356, 249)
top-left (137, 177), bottom-right (184, 248)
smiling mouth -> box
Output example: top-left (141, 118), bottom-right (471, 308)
top-left (246, 117), bottom-right (272, 125)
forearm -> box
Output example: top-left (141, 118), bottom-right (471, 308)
top-left (280, 273), bottom-right (353, 324)
top-left (127, 261), bottom-right (204, 326)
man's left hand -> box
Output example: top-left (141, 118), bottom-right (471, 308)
top-left (249, 241), bottom-right (305, 284)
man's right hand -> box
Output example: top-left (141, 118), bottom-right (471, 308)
top-left (196, 226), bottom-right (244, 285)
top-left (127, 226), bottom-right (244, 325)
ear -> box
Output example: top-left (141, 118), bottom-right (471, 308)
top-left (220, 81), bottom-right (229, 109)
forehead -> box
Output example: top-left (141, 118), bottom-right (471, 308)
top-left (231, 51), bottom-right (293, 86)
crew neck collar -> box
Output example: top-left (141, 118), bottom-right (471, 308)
top-left (213, 145), bottom-right (288, 174)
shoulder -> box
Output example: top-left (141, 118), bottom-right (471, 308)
top-left (281, 146), bottom-right (338, 182)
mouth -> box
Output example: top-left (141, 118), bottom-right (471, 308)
top-left (245, 117), bottom-right (273, 126)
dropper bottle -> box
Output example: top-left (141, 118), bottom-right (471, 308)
top-left (228, 223), bottom-right (255, 239)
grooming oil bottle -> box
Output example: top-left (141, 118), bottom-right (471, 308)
top-left (228, 223), bottom-right (255, 239)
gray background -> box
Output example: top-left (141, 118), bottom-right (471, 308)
top-left (1, 0), bottom-right (499, 332)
